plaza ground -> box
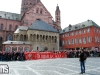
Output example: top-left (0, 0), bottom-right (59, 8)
top-left (0, 57), bottom-right (100, 75)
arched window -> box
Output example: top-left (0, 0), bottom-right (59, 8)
top-left (57, 13), bottom-right (58, 15)
top-left (15, 25), bottom-right (18, 30)
top-left (12, 47), bottom-right (17, 51)
top-left (1, 23), bottom-right (3, 30)
top-left (40, 9), bottom-right (42, 14)
top-left (0, 37), bottom-right (2, 41)
top-left (5, 46), bottom-right (11, 52)
top-left (9, 25), bottom-right (12, 31)
top-left (18, 47), bottom-right (23, 51)
top-left (36, 8), bottom-right (39, 13)
top-left (24, 35), bottom-right (27, 41)
top-left (24, 47), bottom-right (29, 52)
top-left (7, 34), bottom-right (13, 41)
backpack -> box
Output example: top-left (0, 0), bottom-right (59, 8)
top-left (83, 53), bottom-right (87, 60)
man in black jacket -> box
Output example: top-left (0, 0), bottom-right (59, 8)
top-left (79, 49), bottom-right (87, 74)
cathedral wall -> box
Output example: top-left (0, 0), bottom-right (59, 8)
top-left (21, 2), bottom-right (53, 26)
top-left (0, 18), bottom-right (20, 41)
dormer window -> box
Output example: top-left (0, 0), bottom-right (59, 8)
top-left (82, 24), bottom-right (85, 27)
top-left (63, 30), bottom-right (65, 32)
top-left (69, 24), bottom-right (72, 27)
top-left (75, 26), bottom-right (77, 29)
top-left (87, 20), bottom-right (90, 22)
top-left (69, 28), bottom-right (71, 31)
top-left (8, 17), bottom-right (10, 19)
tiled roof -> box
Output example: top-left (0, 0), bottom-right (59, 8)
top-left (19, 26), bottom-right (28, 30)
top-left (0, 11), bottom-right (21, 21)
top-left (61, 20), bottom-right (99, 33)
top-left (14, 26), bottom-right (28, 33)
top-left (3, 41), bottom-right (31, 44)
top-left (29, 20), bottom-right (58, 32)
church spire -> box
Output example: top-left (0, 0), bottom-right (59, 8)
top-left (56, 4), bottom-right (60, 11)
top-left (55, 4), bottom-right (61, 28)
top-left (21, 0), bottom-right (40, 16)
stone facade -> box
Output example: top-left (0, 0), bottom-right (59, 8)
top-left (14, 29), bottom-right (59, 51)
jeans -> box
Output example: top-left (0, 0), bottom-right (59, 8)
top-left (0, 56), bottom-right (3, 61)
top-left (80, 61), bottom-right (85, 73)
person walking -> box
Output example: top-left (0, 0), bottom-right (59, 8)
top-left (79, 49), bottom-right (87, 74)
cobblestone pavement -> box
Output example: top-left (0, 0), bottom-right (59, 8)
top-left (0, 57), bottom-right (100, 75)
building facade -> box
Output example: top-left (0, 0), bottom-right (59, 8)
top-left (60, 20), bottom-right (100, 50)
top-left (0, 0), bottom-right (61, 51)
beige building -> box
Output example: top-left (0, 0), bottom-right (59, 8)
top-left (13, 20), bottom-right (59, 51)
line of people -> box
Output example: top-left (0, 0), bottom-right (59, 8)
top-left (0, 50), bottom-right (24, 61)
top-left (66, 50), bottom-right (100, 58)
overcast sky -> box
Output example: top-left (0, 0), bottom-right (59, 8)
top-left (0, 0), bottom-right (100, 29)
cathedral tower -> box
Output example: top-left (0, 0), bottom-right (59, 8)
top-left (55, 4), bottom-right (61, 28)
top-left (21, 0), bottom-right (40, 16)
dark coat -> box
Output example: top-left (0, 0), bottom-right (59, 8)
top-left (80, 52), bottom-right (85, 62)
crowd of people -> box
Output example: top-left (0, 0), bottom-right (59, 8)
top-left (66, 49), bottom-right (100, 58)
top-left (0, 49), bottom-right (100, 61)
top-left (0, 50), bottom-right (24, 61)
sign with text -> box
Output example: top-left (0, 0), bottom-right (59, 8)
top-left (0, 64), bottom-right (9, 74)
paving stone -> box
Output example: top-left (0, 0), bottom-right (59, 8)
top-left (0, 58), bottom-right (100, 75)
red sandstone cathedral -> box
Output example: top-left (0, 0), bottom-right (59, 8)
top-left (0, 0), bottom-right (61, 51)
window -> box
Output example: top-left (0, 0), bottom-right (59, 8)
top-left (99, 30), bottom-right (100, 34)
top-left (66, 40), bottom-right (68, 45)
top-left (75, 38), bottom-right (78, 44)
top-left (36, 8), bottom-right (39, 13)
top-left (79, 38), bottom-right (82, 44)
top-left (76, 31), bottom-right (78, 35)
top-left (72, 32), bottom-right (74, 36)
top-left (24, 47), bottom-right (29, 52)
top-left (62, 40), bottom-right (64, 45)
top-left (84, 30), bottom-right (86, 33)
top-left (72, 39), bottom-right (74, 44)
top-left (15, 25), bottom-right (18, 30)
top-left (68, 40), bottom-right (71, 45)
top-left (98, 37), bottom-right (100, 43)
top-left (95, 36), bottom-right (97, 42)
top-left (8, 17), bottom-right (10, 19)
top-left (97, 37), bottom-right (99, 42)
top-left (97, 29), bottom-right (98, 33)
top-left (24, 35), bottom-right (27, 41)
top-left (40, 9), bottom-right (42, 14)
top-left (83, 37), bottom-right (86, 44)
top-left (87, 28), bottom-right (90, 33)
top-left (63, 35), bottom-right (64, 38)
top-left (94, 28), bottom-right (96, 32)
top-left (67, 33), bottom-right (69, 36)
top-left (9, 25), bottom-right (12, 31)
top-left (26, 21), bottom-right (28, 25)
top-left (12, 47), bottom-right (17, 51)
top-left (7, 34), bottom-right (13, 41)
top-left (79, 30), bottom-right (81, 34)
top-left (18, 47), bottom-right (23, 51)
top-left (5, 46), bottom-right (10, 52)
top-left (88, 36), bottom-right (91, 43)
top-left (0, 23), bottom-right (3, 30)
top-left (57, 13), bottom-right (58, 15)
